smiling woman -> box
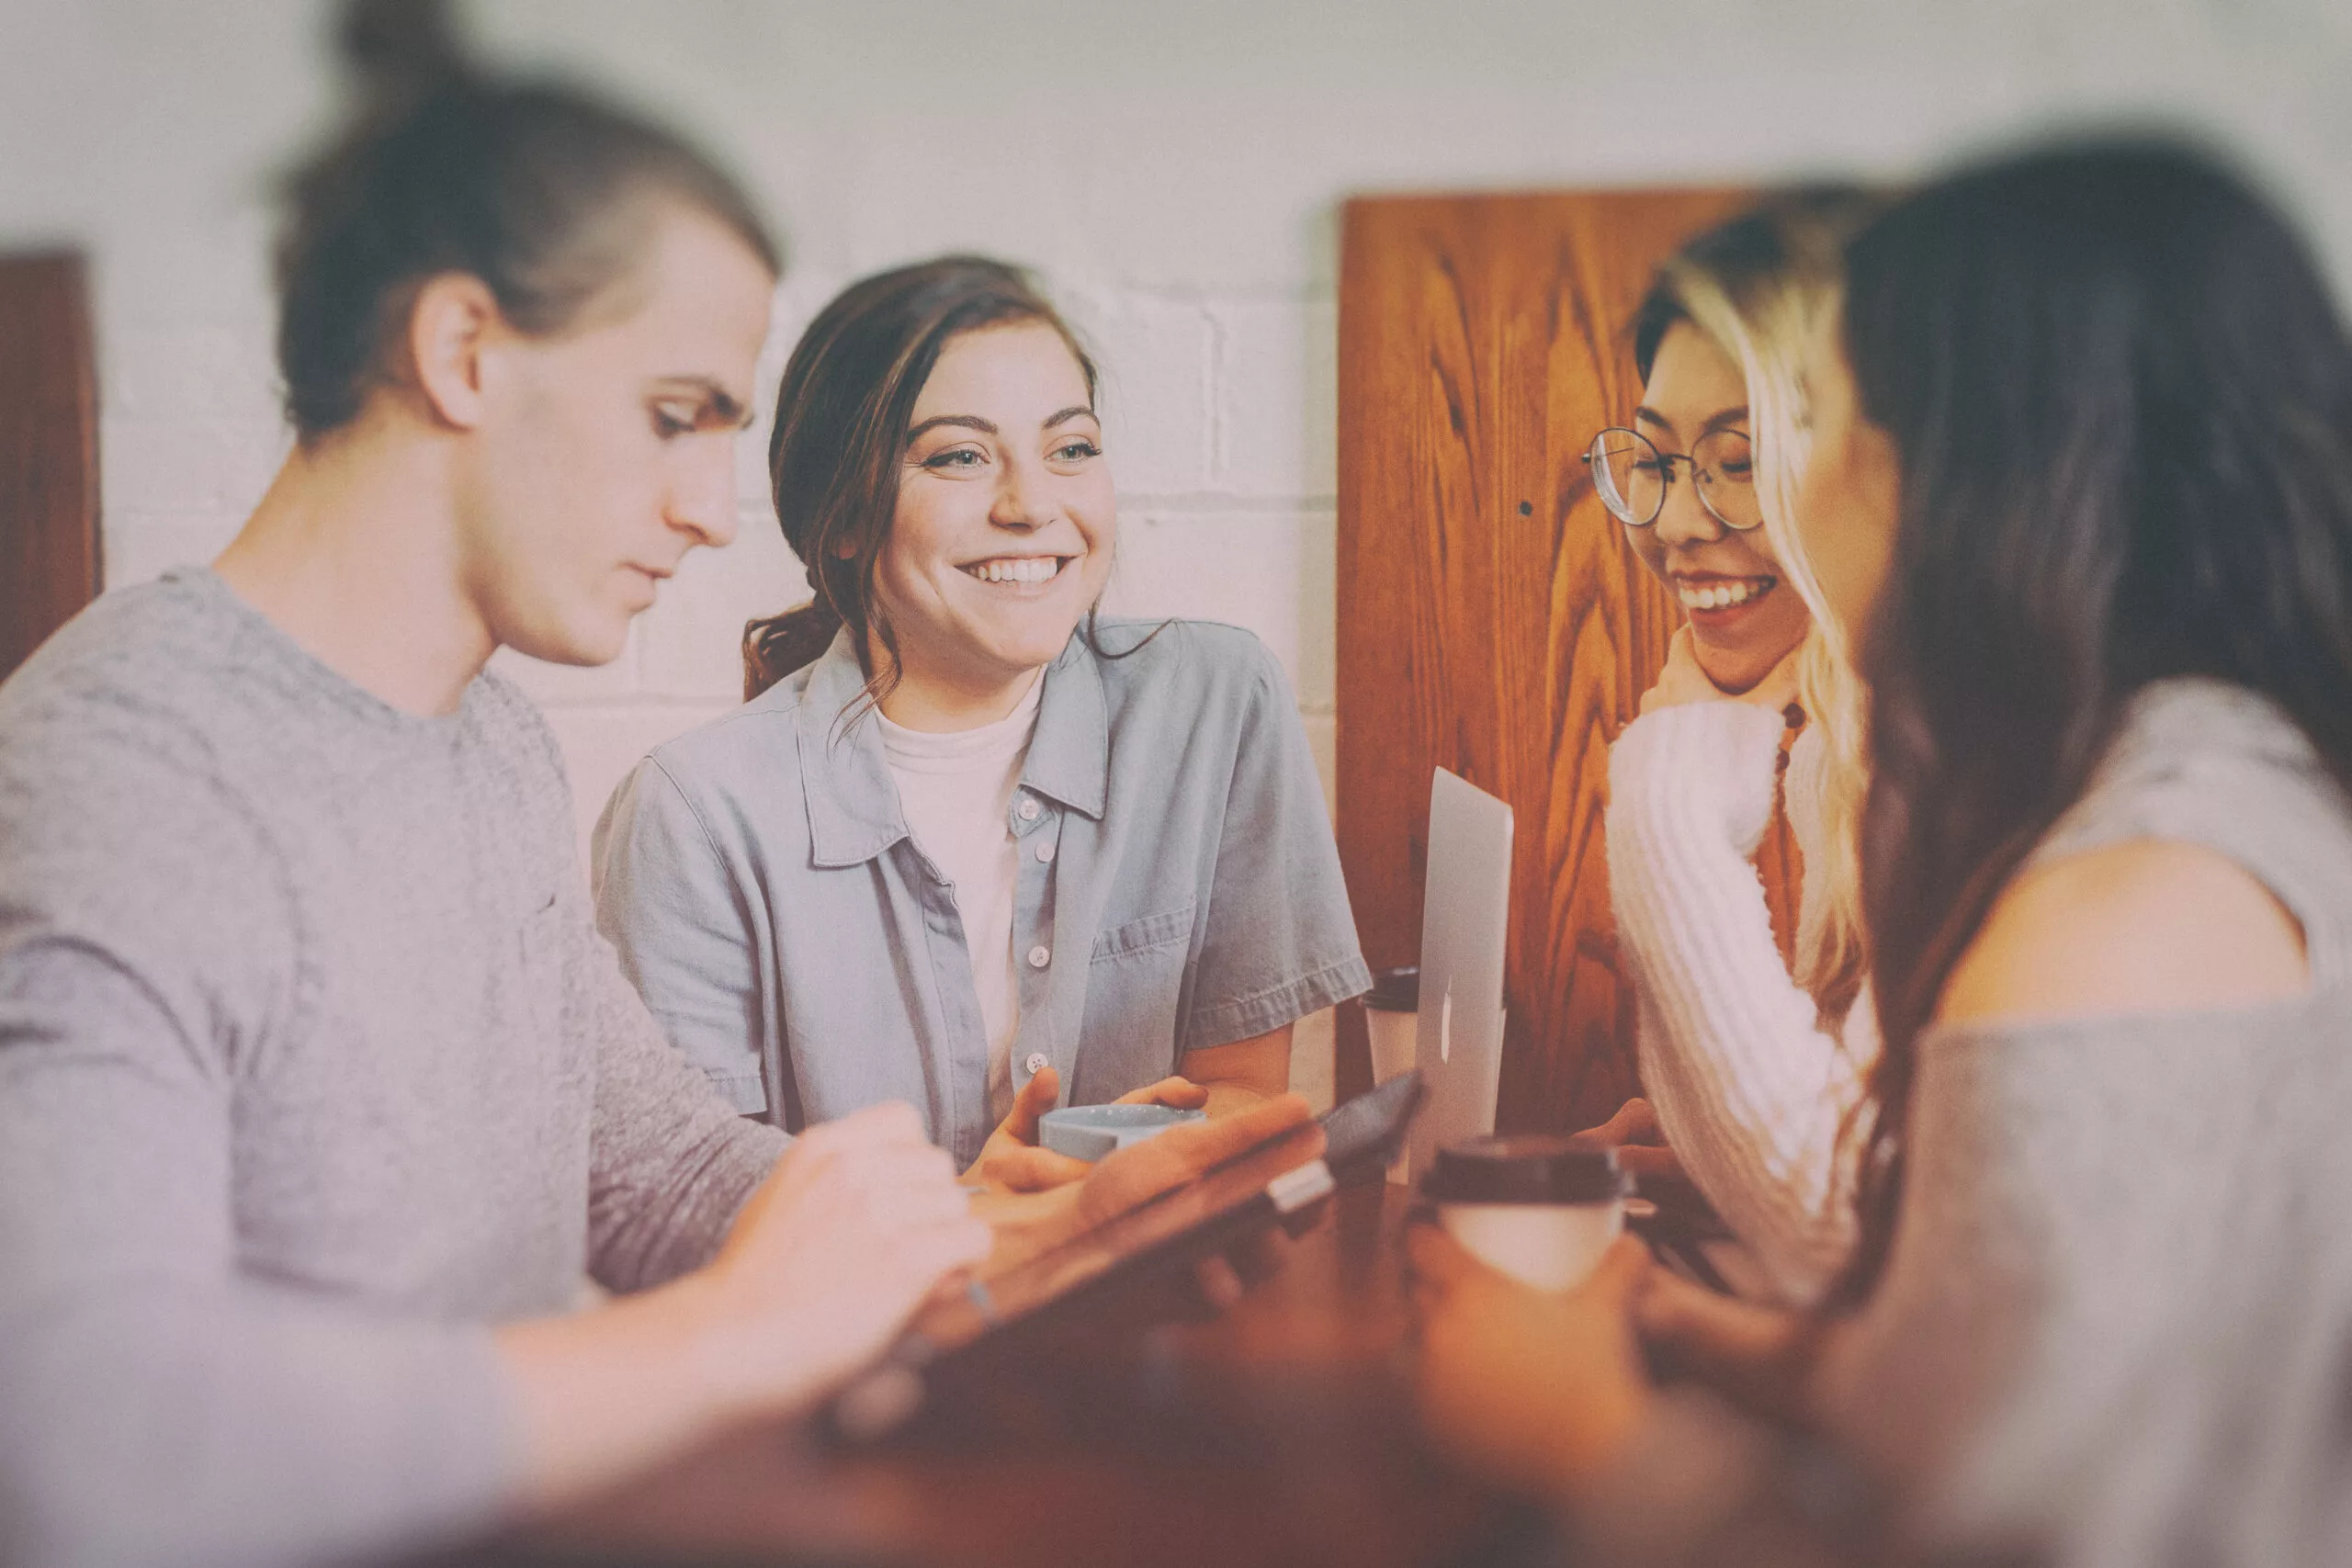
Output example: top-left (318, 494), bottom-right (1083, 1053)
top-left (1581, 190), bottom-right (1887, 1308)
top-left (869, 317), bottom-right (1117, 728)
top-left (593, 257), bottom-right (1372, 1188)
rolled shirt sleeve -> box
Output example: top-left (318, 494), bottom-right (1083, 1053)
top-left (1178, 638), bottom-right (1373, 1052)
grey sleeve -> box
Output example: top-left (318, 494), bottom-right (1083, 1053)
top-left (592, 756), bottom-right (773, 1115)
top-left (577, 901), bottom-right (788, 1295)
top-left (1180, 640), bottom-right (1373, 1052)
top-left (0, 940), bottom-right (516, 1568)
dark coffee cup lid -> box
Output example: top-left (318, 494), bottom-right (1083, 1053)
top-left (1363, 965), bottom-right (1419, 1011)
top-left (1421, 1134), bottom-right (1629, 1204)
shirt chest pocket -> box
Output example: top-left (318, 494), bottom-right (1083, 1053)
top-left (1077, 901), bottom-right (1196, 1095)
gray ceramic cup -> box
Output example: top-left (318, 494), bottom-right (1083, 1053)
top-left (1037, 1103), bottom-right (1208, 1162)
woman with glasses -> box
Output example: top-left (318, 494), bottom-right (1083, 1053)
top-left (1582, 191), bottom-right (1883, 1307)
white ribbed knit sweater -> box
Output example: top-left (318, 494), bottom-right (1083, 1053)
top-left (1605, 701), bottom-right (1879, 1306)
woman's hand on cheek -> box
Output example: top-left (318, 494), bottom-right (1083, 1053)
top-left (1408, 1226), bottom-right (1654, 1506)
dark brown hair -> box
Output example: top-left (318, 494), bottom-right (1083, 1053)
top-left (1832, 140), bottom-right (2352, 1303)
top-left (1630, 186), bottom-right (1881, 379)
top-left (742, 255), bottom-right (1098, 701)
top-left (277, 0), bottom-right (779, 443)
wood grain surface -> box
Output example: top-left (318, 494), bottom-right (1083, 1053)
top-left (0, 252), bottom-right (100, 682)
top-left (1334, 190), bottom-right (1786, 1134)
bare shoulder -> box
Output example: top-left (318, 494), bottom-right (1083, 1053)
top-left (1937, 838), bottom-right (2310, 1028)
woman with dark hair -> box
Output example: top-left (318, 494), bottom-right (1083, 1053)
top-left (1412, 139), bottom-right (2352, 1567)
top-left (594, 257), bottom-right (1369, 1188)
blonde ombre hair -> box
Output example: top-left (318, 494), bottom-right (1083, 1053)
top-left (1641, 191), bottom-right (1880, 1022)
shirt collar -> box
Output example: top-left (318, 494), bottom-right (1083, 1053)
top-left (1021, 632), bottom-right (1109, 822)
top-left (795, 629), bottom-right (908, 868)
top-left (795, 627), bottom-right (1110, 867)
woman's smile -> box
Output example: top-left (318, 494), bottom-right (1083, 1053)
top-left (1672, 570), bottom-right (1779, 616)
top-left (957, 553), bottom-right (1077, 590)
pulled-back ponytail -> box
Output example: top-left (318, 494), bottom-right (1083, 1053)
top-left (742, 601), bottom-right (845, 702)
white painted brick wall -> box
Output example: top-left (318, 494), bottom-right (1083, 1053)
top-left (10, 0), bottom-right (2352, 1108)
top-left (1208, 299), bottom-right (1339, 502)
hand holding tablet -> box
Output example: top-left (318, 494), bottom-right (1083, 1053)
top-left (831, 1080), bottom-right (1420, 1440)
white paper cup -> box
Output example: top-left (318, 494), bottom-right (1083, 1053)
top-left (1437, 1200), bottom-right (1623, 1292)
top-left (1422, 1135), bottom-right (1630, 1292)
top-left (1366, 1007), bottom-right (1418, 1086)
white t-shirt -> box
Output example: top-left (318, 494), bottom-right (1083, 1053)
top-left (876, 673), bottom-right (1045, 1126)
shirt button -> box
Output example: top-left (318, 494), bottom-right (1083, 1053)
top-left (1024, 1052), bottom-right (1049, 1075)
top-left (1034, 839), bottom-right (1056, 863)
top-left (1017, 798), bottom-right (1042, 823)
top-left (1027, 944), bottom-right (1052, 969)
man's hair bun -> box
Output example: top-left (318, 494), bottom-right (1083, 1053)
top-left (273, 0), bottom-right (780, 441)
top-left (337, 0), bottom-right (473, 114)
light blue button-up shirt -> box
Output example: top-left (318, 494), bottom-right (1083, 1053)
top-left (591, 619), bottom-right (1371, 1169)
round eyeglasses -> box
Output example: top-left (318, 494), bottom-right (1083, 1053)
top-left (1582, 426), bottom-right (1762, 532)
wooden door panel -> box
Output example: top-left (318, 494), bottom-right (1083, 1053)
top-left (0, 252), bottom-right (100, 682)
top-left (1335, 190), bottom-right (1767, 1134)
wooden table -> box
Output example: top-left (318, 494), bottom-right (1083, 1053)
top-left (447, 1181), bottom-right (1532, 1568)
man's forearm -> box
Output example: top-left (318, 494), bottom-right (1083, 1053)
top-left (493, 1273), bottom-right (801, 1515)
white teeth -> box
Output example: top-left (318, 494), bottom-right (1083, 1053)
top-left (967, 557), bottom-right (1061, 585)
top-left (1677, 577), bottom-right (1771, 611)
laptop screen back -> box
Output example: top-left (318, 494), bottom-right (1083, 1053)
top-left (1407, 767), bottom-right (1514, 1179)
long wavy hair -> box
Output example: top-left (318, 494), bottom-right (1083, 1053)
top-left (1631, 188), bottom-right (1883, 1025)
top-left (742, 256), bottom-right (1098, 704)
top-left (1833, 140), bottom-right (2352, 1303)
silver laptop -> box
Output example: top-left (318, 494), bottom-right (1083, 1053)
top-left (1406, 767), bottom-right (1515, 1181)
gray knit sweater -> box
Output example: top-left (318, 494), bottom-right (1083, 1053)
top-left (0, 570), bottom-right (787, 1568)
top-left (1585, 679), bottom-right (2352, 1566)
